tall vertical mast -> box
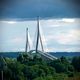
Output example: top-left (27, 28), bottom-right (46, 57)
top-left (36, 17), bottom-right (39, 53)
top-left (35, 17), bottom-right (44, 53)
top-left (25, 28), bottom-right (28, 53)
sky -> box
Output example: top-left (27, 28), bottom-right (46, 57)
top-left (0, 0), bottom-right (80, 52)
top-left (0, 18), bottom-right (80, 52)
top-left (0, 0), bottom-right (80, 19)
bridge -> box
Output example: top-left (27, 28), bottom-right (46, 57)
top-left (25, 17), bottom-right (58, 60)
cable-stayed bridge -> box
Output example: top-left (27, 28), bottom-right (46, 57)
top-left (25, 17), bottom-right (57, 60)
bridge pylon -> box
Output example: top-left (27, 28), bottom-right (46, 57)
top-left (25, 28), bottom-right (30, 53)
top-left (35, 17), bottom-right (44, 53)
top-left (25, 17), bottom-right (58, 60)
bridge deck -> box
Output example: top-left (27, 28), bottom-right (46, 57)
top-left (28, 50), bottom-right (58, 60)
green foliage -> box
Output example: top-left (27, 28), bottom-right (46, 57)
top-left (49, 56), bottom-right (75, 75)
top-left (34, 73), bottom-right (68, 80)
top-left (0, 54), bottom-right (80, 80)
top-left (71, 56), bottom-right (80, 72)
top-left (23, 64), bottom-right (55, 80)
top-left (49, 59), bottom-right (67, 73)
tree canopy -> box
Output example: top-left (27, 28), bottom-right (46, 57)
top-left (0, 53), bottom-right (80, 80)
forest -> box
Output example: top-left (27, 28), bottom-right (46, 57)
top-left (0, 53), bottom-right (80, 80)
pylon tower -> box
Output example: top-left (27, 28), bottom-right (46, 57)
top-left (25, 28), bottom-right (30, 53)
top-left (35, 17), bottom-right (44, 53)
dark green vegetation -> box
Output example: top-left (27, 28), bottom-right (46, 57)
top-left (0, 53), bottom-right (80, 80)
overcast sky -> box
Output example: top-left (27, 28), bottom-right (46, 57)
top-left (0, 18), bottom-right (80, 52)
top-left (0, 0), bottom-right (80, 52)
top-left (0, 0), bottom-right (80, 19)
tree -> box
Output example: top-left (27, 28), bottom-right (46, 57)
top-left (49, 59), bottom-right (68, 73)
top-left (71, 56), bottom-right (80, 72)
top-left (0, 56), bottom-right (7, 80)
top-left (60, 56), bottom-right (69, 64)
top-left (34, 73), bottom-right (68, 80)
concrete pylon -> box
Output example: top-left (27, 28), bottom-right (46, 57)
top-left (25, 28), bottom-right (30, 53)
top-left (35, 17), bottom-right (44, 53)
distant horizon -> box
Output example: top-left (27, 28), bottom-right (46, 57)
top-left (0, 51), bottom-right (80, 53)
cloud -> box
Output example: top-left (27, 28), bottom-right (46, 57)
top-left (61, 18), bottom-right (75, 23)
top-left (7, 21), bottom-right (17, 24)
top-left (0, 21), bottom-right (17, 24)
top-left (40, 18), bottom-right (80, 46)
top-left (40, 18), bottom-right (78, 28)
top-left (64, 47), bottom-right (80, 52)
top-left (10, 37), bottom-right (24, 44)
top-left (53, 29), bottom-right (80, 45)
top-left (1, 0), bottom-right (80, 19)
top-left (47, 30), bottom-right (80, 46)
top-left (12, 48), bottom-right (25, 52)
